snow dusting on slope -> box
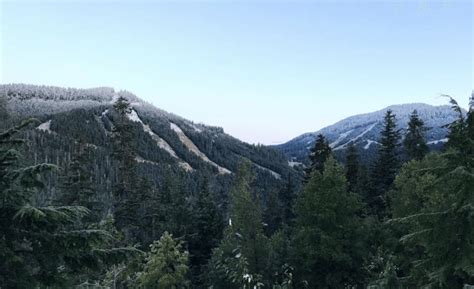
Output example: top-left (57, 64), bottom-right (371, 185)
top-left (253, 163), bottom-right (281, 179)
top-left (329, 129), bottom-right (354, 148)
top-left (170, 122), bottom-right (231, 174)
top-left (427, 138), bottom-right (449, 145)
top-left (127, 110), bottom-right (193, 172)
top-left (364, 139), bottom-right (379, 150)
top-left (37, 120), bottom-right (53, 133)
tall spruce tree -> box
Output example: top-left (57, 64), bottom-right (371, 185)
top-left (188, 176), bottom-right (224, 284)
top-left (278, 174), bottom-right (296, 226)
top-left (305, 134), bottom-right (332, 178)
top-left (293, 157), bottom-right (366, 288)
top-left (370, 110), bottom-right (401, 216)
top-left (403, 110), bottom-right (428, 161)
top-left (206, 161), bottom-right (268, 288)
top-left (111, 97), bottom-right (140, 240)
top-left (345, 142), bottom-right (359, 193)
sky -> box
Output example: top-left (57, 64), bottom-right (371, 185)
top-left (1, 0), bottom-right (472, 144)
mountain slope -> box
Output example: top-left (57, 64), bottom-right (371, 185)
top-left (276, 103), bottom-right (461, 164)
top-left (1, 84), bottom-right (296, 208)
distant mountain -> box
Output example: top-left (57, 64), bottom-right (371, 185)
top-left (1, 84), bottom-right (297, 208)
top-left (275, 103), bottom-right (462, 165)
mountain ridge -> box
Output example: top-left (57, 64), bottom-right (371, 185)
top-left (275, 102), bottom-right (462, 164)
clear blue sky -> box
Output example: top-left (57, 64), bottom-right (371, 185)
top-left (1, 0), bottom-right (472, 144)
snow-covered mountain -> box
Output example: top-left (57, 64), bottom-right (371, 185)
top-left (275, 103), bottom-right (462, 164)
top-left (1, 84), bottom-right (290, 181)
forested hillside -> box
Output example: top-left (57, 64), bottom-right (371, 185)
top-left (1, 85), bottom-right (472, 288)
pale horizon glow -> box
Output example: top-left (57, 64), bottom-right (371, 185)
top-left (1, 1), bottom-right (472, 144)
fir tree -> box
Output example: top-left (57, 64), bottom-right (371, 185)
top-left (345, 142), bottom-right (359, 193)
top-left (111, 97), bottom-right (139, 239)
top-left (278, 174), bottom-right (296, 226)
top-left (370, 110), bottom-right (401, 217)
top-left (293, 157), bottom-right (366, 288)
top-left (206, 161), bottom-right (268, 287)
top-left (263, 189), bottom-right (282, 235)
top-left (305, 134), bottom-right (332, 179)
top-left (403, 110), bottom-right (428, 161)
top-left (188, 176), bottom-right (224, 284)
top-left (137, 231), bottom-right (190, 289)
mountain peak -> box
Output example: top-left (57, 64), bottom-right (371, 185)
top-left (276, 102), bottom-right (461, 163)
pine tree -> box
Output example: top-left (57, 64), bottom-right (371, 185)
top-left (370, 110), bottom-right (401, 217)
top-left (137, 231), bottom-right (190, 289)
top-left (403, 110), bottom-right (428, 161)
top-left (345, 142), bottom-right (359, 193)
top-left (293, 157), bottom-right (366, 288)
top-left (111, 97), bottom-right (139, 239)
top-left (305, 134), bottom-right (332, 179)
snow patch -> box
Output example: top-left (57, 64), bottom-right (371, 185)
top-left (253, 163), bottom-right (281, 179)
top-left (334, 122), bottom-right (377, 150)
top-left (37, 120), bottom-right (52, 133)
top-left (170, 122), bottom-right (231, 174)
top-left (191, 123), bottom-right (203, 133)
top-left (288, 160), bottom-right (303, 167)
top-left (364, 139), bottom-right (379, 150)
top-left (427, 138), bottom-right (448, 145)
top-left (329, 129), bottom-right (354, 148)
top-left (127, 110), bottom-right (194, 172)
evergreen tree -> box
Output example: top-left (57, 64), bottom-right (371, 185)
top-left (278, 174), bottom-right (296, 226)
top-left (188, 176), bottom-right (224, 284)
top-left (369, 110), bottom-right (401, 217)
top-left (206, 161), bottom-right (268, 287)
top-left (55, 145), bottom-right (101, 223)
top-left (111, 97), bottom-right (140, 239)
top-left (403, 110), bottom-right (428, 161)
top-left (305, 134), bottom-right (332, 179)
top-left (389, 97), bottom-right (474, 288)
top-left (293, 157), bottom-right (366, 288)
top-left (345, 142), bottom-right (359, 193)
top-left (137, 231), bottom-right (190, 289)
top-left (0, 120), bottom-right (128, 288)
top-left (263, 189), bottom-right (282, 235)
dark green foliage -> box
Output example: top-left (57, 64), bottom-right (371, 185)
top-left (305, 134), bottom-right (332, 178)
top-left (369, 110), bottom-right (401, 217)
top-left (293, 157), bottom-right (367, 288)
top-left (206, 161), bottom-right (269, 288)
top-left (111, 97), bottom-right (140, 239)
top-left (137, 231), bottom-right (190, 289)
top-left (55, 145), bottom-right (101, 223)
top-left (278, 174), bottom-right (296, 226)
top-left (0, 120), bottom-right (130, 288)
top-left (345, 142), bottom-right (359, 193)
top-left (403, 110), bottom-right (428, 161)
top-left (388, 97), bottom-right (474, 288)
